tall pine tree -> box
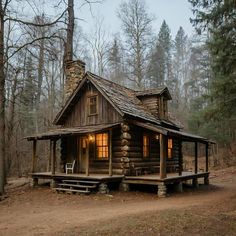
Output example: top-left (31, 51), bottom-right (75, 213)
top-left (189, 0), bottom-right (236, 144)
top-left (148, 21), bottom-right (172, 89)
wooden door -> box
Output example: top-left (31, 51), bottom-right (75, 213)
top-left (78, 137), bottom-right (88, 173)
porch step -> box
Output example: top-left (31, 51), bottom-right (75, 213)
top-left (54, 187), bottom-right (90, 194)
top-left (57, 183), bottom-right (97, 189)
top-left (62, 179), bottom-right (99, 185)
top-left (54, 179), bottom-right (100, 194)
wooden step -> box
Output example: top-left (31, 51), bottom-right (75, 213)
top-left (54, 187), bottom-right (90, 194)
top-left (62, 180), bottom-right (99, 185)
top-left (57, 183), bottom-right (97, 189)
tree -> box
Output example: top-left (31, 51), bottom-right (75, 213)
top-left (118, 0), bottom-right (154, 89)
top-left (85, 16), bottom-right (110, 76)
top-left (189, 0), bottom-right (236, 144)
top-left (173, 26), bottom-right (188, 103)
top-left (0, 0), bottom-right (67, 196)
top-left (0, 0), bottom-right (6, 196)
top-left (148, 20), bottom-right (172, 88)
top-left (108, 35), bottom-right (126, 85)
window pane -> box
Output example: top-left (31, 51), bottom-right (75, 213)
top-left (89, 96), bottom-right (97, 115)
top-left (143, 135), bottom-right (149, 158)
top-left (95, 132), bottom-right (109, 160)
top-left (168, 139), bottom-right (173, 148)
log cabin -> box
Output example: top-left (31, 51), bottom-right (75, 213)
top-left (26, 59), bottom-right (211, 197)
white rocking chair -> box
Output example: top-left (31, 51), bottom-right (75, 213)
top-left (65, 160), bottom-right (76, 174)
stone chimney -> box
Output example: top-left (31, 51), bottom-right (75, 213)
top-left (65, 59), bottom-right (86, 98)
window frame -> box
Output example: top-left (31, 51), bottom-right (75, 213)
top-left (143, 134), bottom-right (150, 159)
top-left (95, 132), bottom-right (109, 161)
top-left (87, 94), bottom-right (98, 116)
top-left (167, 138), bottom-right (173, 159)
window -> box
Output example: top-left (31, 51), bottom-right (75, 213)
top-left (88, 95), bottom-right (98, 115)
top-left (143, 135), bottom-right (150, 158)
top-left (95, 133), bottom-right (108, 160)
top-left (168, 138), bottom-right (173, 159)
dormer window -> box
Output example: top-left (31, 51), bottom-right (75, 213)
top-left (88, 95), bottom-right (98, 115)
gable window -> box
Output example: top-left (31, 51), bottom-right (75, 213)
top-left (143, 135), bottom-right (150, 158)
top-left (168, 138), bottom-right (173, 159)
top-left (88, 95), bottom-right (98, 115)
top-left (95, 132), bottom-right (108, 160)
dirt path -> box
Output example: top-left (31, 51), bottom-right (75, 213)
top-left (0, 167), bottom-right (236, 236)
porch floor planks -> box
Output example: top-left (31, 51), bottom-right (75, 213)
top-left (124, 171), bottom-right (209, 185)
top-left (30, 172), bottom-right (124, 183)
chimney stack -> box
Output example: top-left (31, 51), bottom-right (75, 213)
top-left (65, 59), bottom-right (86, 98)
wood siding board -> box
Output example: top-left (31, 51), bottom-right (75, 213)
top-left (63, 83), bottom-right (122, 127)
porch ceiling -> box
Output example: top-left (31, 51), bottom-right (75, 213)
top-left (133, 121), bottom-right (214, 144)
top-left (25, 123), bottom-right (120, 141)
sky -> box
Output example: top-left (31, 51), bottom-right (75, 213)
top-left (76, 0), bottom-right (195, 38)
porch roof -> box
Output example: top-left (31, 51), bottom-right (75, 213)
top-left (25, 123), bottom-right (120, 141)
top-left (134, 121), bottom-right (213, 144)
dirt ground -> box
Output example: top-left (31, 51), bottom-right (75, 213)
top-left (0, 167), bottom-right (236, 236)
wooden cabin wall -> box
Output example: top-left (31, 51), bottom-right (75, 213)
top-left (60, 136), bottom-right (77, 173)
top-left (124, 125), bottom-right (180, 175)
top-left (64, 83), bottom-right (122, 127)
top-left (127, 125), bottom-right (160, 173)
top-left (139, 96), bottom-right (159, 118)
top-left (88, 127), bottom-right (123, 175)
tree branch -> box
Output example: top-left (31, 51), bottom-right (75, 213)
top-left (7, 34), bottom-right (65, 61)
top-left (4, 9), bottom-right (67, 27)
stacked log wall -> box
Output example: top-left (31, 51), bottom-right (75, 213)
top-left (139, 96), bottom-right (159, 118)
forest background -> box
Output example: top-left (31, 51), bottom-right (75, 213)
top-left (0, 0), bottom-right (235, 193)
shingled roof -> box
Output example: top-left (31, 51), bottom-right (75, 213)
top-left (135, 87), bottom-right (172, 100)
top-left (54, 72), bottom-right (177, 127)
top-left (88, 72), bottom-right (160, 124)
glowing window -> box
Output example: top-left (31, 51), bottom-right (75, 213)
top-left (168, 138), bottom-right (173, 159)
top-left (95, 133), bottom-right (108, 160)
top-left (143, 135), bottom-right (150, 158)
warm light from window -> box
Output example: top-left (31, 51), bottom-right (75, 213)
top-left (168, 138), bottom-right (173, 158)
top-left (143, 135), bottom-right (149, 158)
top-left (95, 133), bottom-right (108, 160)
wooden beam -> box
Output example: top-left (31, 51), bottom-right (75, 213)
top-left (195, 142), bottom-right (198, 174)
top-left (47, 140), bottom-right (52, 172)
top-left (109, 129), bottom-right (113, 176)
top-left (85, 139), bottom-right (89, 176)
top-left (32, 140), bottom-right (37, 173)
top-left (178, 140), bottom-right (182, 176)
top-left (52, 140), bottom-right (56, 175)
top-left (78, 137), bottom-right (82, 173)
top-left (206, 142), bottom-right (209, 172)
top-left (160, 134), bottom-right (167, 179)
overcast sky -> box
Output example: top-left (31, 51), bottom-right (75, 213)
top-left (76, 0), bottom-right (195, 38)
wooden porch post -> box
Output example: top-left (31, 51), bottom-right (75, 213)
top-left (109, 129), bottom-right (113, 176)
top-left (52, 139), bottom-right (56, 175)
top-left (194, 142), bottom-right (198, 174)
top-left (205, 142), bottom-right (209, 172)
top-left (160, 134), bottom-right (167, 179)
top-left (178, 140), bottom-right (183, 176)
top-left (32, 140), bottom-right (37, 173)
top-left (47, 140), bottom-right (52, 172)
top-left (85, 139), bottom-right (89, 176)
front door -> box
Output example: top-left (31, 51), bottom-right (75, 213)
top-left (78, 137), bottom-right (88, 173)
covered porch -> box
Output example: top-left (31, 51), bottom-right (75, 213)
top-left (26, 123), bottom-right (121, 190)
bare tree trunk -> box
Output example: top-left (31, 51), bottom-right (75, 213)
top-left (0, 1), bottom-right (5, 195)
top-left (35, 37), bottom-right (45, 133)
top-left (6, 71), bottom-right (18, 174)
